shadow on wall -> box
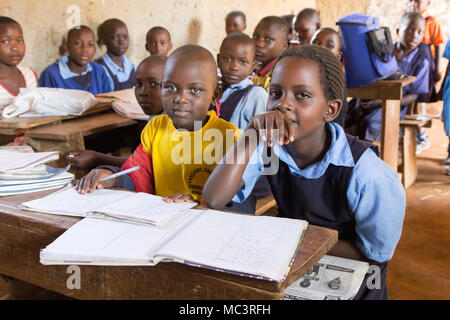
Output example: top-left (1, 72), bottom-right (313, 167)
top-left (186, 18), bottom-right (202, 44)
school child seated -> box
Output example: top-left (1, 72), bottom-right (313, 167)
top-left (145, 26), bottom-right (172, 57)
top-left (0, 16), bottom-right (38, 146)
top-left (75, 45), bottom-right (241, 207)
top-left (281, 14), bottom-right (299, 47)
top-left (294, 8), bottom-right (321, 45)
top-left (96, 18), bottom-right (136, 91)
top-left (408, 0), bottom-right (443, 152)
top-left (0, 17), bottom-right (38, 111)
top-left (311, 27), bottom-right (348, 128)
top-left (203, 45), bottom-right (406, 300)
top-left (358, 12), bottom-right (430, 143)
top-left (39, 25), bottom-right (113, 95)
top-left (67, 55), bottom-right (167, 170)
top-left (225, 10), bottom-right (246, 35)
top-left (216, 32), bottom-right (268, 130)
top-left (439, 39), bottom-right (450, 173)
top-left (251, 16), bottom-right (289, 91)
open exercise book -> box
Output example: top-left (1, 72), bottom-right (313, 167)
top-left (20, 187), bottom-right (197, 227)
top-left (39, 208), bottom-right (307, 282)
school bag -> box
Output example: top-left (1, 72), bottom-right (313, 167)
top-left (336, 13), bottom-right (398, 88)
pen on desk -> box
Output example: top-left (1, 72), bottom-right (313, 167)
top-left (99, 166), bottom-right (141, 182)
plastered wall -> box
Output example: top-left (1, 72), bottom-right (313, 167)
top-left (1, 0), bottom-right (312, 76)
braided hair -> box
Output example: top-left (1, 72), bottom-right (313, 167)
top-left (273, 44), bottom-right (345, 102)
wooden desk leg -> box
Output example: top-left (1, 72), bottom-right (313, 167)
top-left (381, 100), bottom-right (400, 172)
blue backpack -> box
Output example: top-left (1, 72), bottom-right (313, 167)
top-left (336, 14), bottom-right (398, 88)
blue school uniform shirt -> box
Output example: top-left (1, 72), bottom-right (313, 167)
top-left (221, 78), bottom-right (268, 130)
top-left (233, 122), bottom-right (406, 263)
top-left (442, 40), bottom-right (450, 137)
top-left (99, 53), bottom-right (136, 90)
top-left (364, 43), bottom-right (430, 141)
top-left (39, 56), bottom-right (114, 95)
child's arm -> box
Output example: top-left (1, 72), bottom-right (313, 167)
top-left (438, 62), bottom-right (450, 100)
top-left (203, 111), bottom-right (295, 209)
top-left (66, 150), bottom-right (127, 170)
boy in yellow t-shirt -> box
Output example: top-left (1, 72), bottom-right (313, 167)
top-left (76, 45), bottom-right (240, 205)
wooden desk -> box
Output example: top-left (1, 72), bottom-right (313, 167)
top-left (0, 190), bottom-right (337, 300)
top-left (0, 103), bottom-right (112, 136)
top-left (347, 77), bottom-right (416, 171)
top-left (24, 112), bottom-right (137, 169)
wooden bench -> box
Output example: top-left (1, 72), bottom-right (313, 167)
top-left (24, 112), bottom-right (137, 169)
top-left (255, 195), bottom-right (277, 216)
top-left (399, 118), bottom-right (432, 188)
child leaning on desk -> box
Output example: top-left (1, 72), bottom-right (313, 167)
top-left (75, 45), bottom-right (241, 206)
top-left (202, 45), bottom-right (406, 300)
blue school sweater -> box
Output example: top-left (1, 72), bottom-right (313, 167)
top-left (39, 56), bottom-right (114, 95)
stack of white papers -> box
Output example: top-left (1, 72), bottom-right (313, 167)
top-left (0, 147), bottom-right (72, 196)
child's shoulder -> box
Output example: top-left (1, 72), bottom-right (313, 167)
top-left (209, 111), bottom-right (240, 131)
top-left (17, 66), bottom-right (38, 87)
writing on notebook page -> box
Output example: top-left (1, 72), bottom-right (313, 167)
top-left (215, 216), bottom-right (286, 267)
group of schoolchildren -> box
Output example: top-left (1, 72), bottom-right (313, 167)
top-left (0, 0), bottom-right (448, 300)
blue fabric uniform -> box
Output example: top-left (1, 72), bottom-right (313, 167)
top-left (232, 123), bottom-right (406, 299)
top-left (39, 56), bottom-right (114, 95)
top-left (96, 53), bottom-right (136, 91)
top-left (442, 40), bottom-right (450, 137)
top-left (362, 43), bottom-right (430, 141)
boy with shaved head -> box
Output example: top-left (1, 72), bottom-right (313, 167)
top-left (76, 45), bottom-right (241, 206)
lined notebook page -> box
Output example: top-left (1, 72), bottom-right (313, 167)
top-left (155, 210), bottom-right (307, 282)
top-left (21, 187), bottom-right (132, 217)
top-left (40, 212), bottom-right (199, 264)
top-left (0, 151), bottom-right (59, 172)
top-left (94, 192), bottom-right (197, 226)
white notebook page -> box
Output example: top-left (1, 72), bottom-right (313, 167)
top-left (155, 210), bottom-right (307, 281)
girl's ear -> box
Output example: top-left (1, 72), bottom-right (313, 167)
top-left (324, 99), bottom-right (343, 122)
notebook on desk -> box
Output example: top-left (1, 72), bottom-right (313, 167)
top-left (40, 209), bottom-right (308, 282)
top-left (20, 187), bottom-right (197, 227)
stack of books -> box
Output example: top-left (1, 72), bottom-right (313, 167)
top-left (0, 146), bottom-right (74, 196)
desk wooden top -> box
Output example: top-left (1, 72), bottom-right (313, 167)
top-left (25, 112), bottom-right (137, 141)
top-left (347, 76), bottom-right (416, 100)
top-left (0, 103), bottom-right (112, 135)
top-left (0, 189), bottom-right (337, 299)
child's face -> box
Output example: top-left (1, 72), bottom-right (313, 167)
top-left (134, 60), bottom-right (165, 115)
top-left (162, 55), bottom-right (216, 131)
top-left (225, 15), bottom-right (246, 35)
top-left (311, 30), bottom-right (341, 58)
top-left (102, 23), bottom-right (129, 57)
top-left (218, 40), bottom-right (255, 85)
top-left (267, 57), bottom-right (332, 142)
top-left (0, 23), bottom-right (25, 67)
top-left (252, 22), bottom-right (288, 65)
top-left (146, 30), bottom-right (172, 56)
top-left (295, 18), bottom-right (320, 45)
top-left (399, 16), bottom-right (425, 51)
top-left (68, 29), bottom-right (96, 67)
top-left (408, 0), bottom-right (429, 14)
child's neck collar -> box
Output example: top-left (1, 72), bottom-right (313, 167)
top-left (67, 58), bottom-right (88, 75)
top-left (290, 126), bottom-right (331, 170)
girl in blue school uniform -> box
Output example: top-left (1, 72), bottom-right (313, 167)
top-left (39, 25), bottom-right (113, 95)
top-left (203, 45), bottom-right (406, 300)
top-left (96, 19), bottom-right (136, 91)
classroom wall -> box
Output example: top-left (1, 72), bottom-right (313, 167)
top-left (1, 0), bottom-right (312, 76)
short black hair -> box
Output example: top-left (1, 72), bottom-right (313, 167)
top-left (138, 54), bottom-right (167, 69)
top-left (281, 14), bottom-right (295, 26)
top-left (97, 18), bottom-right (126, 43)
top-left (0, 16), bottom-right (21, 28)
top-left (274, 44), bottom-right (345, 101)
top-left (67, 25), bottom-right (95, 43)
top-left (399, 11), bottom-right (425, 30)
top-left (220, 32), bottom-right (255, 54)
top-left (146, 26), bottom-right (171, 42)
top-left (257, 16), bottom-right (290, 40)
top-left (226, 10), bottom-right (246, 23)
top-left (296, 8), bottom-right (320, 22)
